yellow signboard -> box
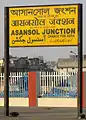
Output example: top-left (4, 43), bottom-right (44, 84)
top-left (9, 4), bottom-right (79, 47)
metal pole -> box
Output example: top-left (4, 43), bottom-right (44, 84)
top-left (4, 7), bottom-right (9, 116)
top-left (69, 51), bottom-right (77, 80)
top-left (70, 51), bottom-right (76, 71)
top-left (78, 4), bottom-right (83, 118)
top-left (79, 4), bottom-right (83, 115)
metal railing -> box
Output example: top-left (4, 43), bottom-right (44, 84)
top-left (40, 71), bottom-right (77, 98)
top-left (0, 71), bottom-right (77, 98)
top-left (0, 72), bottom-right (28, 97)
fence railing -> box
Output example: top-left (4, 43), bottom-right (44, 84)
top-left (0, 71), bottom-right (77, 98)
top-left (0, 72), bottom-right (28, 97)
top-left (40, 71), bottom-right (77, 98)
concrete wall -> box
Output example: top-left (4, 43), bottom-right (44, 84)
top-left (83, 72), bottom-right (86, 107)
top-left (0, 98), bottom-right (28, 107)
top-left (0, 98), bottom-right (77, 107)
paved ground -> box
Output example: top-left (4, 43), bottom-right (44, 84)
top-left (0, 107), bottom-right (86, 120)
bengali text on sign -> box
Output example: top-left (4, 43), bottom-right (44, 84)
top-left (9, 5), bottom-right (79, 47)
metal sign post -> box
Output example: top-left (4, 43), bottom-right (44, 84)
top-left (79, 4), bottom-right (83, 116)
top-left (4, 7), bottom-right (9, 116)
top-left (78, 4), bottom-right (85, 119)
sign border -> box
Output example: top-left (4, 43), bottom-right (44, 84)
top-left (7, 3), bottom-right (80, 47)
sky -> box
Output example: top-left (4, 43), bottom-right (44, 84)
top-left (0, 0), bottom-right (86, 61)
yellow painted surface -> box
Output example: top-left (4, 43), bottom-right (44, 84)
top-left (9, 5), bottom-right (78, 47)
top-left (38, 98), bottom-right (77, 107)
top-left (0, 98), bottom-right (28, 106)
top-left (0, 98), bottom-right (77, 107)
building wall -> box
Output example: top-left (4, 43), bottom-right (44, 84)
top-left (0, 60), bottom-right (3, 67)
top-left (57, 57), bottom-right (86, 72)
top-left (57, 68), bottom-right (86, 73)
